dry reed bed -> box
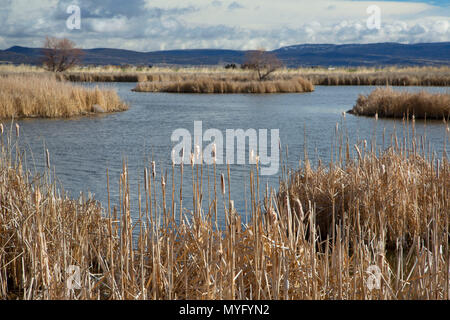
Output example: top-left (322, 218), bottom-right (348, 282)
top-left (1, 121), bottom-right (449, 300)
top-left (133, 77), bottom-right (314, 94)
top-left (58, 66), bottom-right (450, 87)
top-left (349, 87), bottom-right (450, 119)
top-left (303, 71), bottom-right (450, 86)
top-left (0, 74), bottom-right (129, 119)
top-left (59, 70), bottom-right (450, 87)
top-left (60, 71), bottom-right (273, 83)
top-left (2, 64), bottom-right (449, 86)
top-left (280, 135), bottom-right (450, 247)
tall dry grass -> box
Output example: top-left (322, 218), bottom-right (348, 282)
top-left (0, 74), bottom-right (129, 119)
top-left (1, 119), bottom-right (449, 300)
top-left (349, 87), bottom-right (450, 119)
top-left (133, 76), bottom-right (315, 94)
top-left (3, 64), bottom-right (448, 86)
top-left (60, 66), bottom-right (450, 86)
top-left (302, 66), bottom-right (450, 86)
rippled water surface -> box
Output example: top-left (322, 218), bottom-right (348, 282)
top-left (10, 84), bottom-right (449, 224)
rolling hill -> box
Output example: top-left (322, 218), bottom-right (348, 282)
top-left (1, 42), bottom-right (449, 67)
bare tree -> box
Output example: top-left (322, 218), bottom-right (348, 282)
top-left (42, 37), bottom-right (83, 72)
top-left (242, 49), bottom-right (283, 81)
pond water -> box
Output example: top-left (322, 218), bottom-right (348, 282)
top-left (9, 84), bottom-right (449, 225)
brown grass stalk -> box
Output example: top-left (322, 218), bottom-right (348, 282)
top-left (349, 87), bottom-right (450, 119)
top-left (0, 74), bottom-right (129, 119)
top-left (132, 77), bottom-right (314, 94)
top-left (0, 120), bottom-right (449, 300)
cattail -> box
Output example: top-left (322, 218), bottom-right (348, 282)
top-left (151, 161), bottom-right (156, 178)
top-left (220, 173), bottom-right (225, 195)
top-left (267, 207), bottom-right (277, 224)
top-left (342, 111), bottom-right (346, 118)
top-left (294, 199), bottom-right (304, 220)
top-left (144, 168), bottom-right (148, 191)
top-left (0, 123), bottom-right (3, 135)
top-left (190, 153), bottom-right (195, 166)
top-left (436, 159), bottom-right (440, 179)
top-left (46, 149), bottom-right (50, 169)
top-left (250, 149), bottom-right (254, 162)
top-left (354, 144), bottom-right (362, 161)
top-left (15, 123), bottom-right (20, 138)
top-left (375, 113), bottom-right (378, 121)
top-left (255, 155), bottom-right (260, 164)
top-left (229, 200), bottom-right (235, 212)
top-left (34, 187), bottom-right (41, 208)
top-left (180, 147), bottom-right (185, 162)
top-left (171, 149), bottom-right (175, 165)
top-left (161, 176), bottom-right (165, 187)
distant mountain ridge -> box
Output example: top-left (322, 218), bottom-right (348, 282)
top-left (1, 42), bottom-right (449, 67)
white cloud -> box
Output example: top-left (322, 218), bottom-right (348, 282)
top-left (0, 0), bottom-right (448, 51)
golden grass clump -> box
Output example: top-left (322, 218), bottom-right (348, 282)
top-left (2, 64), bottom-right (449, 86)
top-left (349, 87), bottom-right (450, 119)
top-left (0, 74), bottom-right (129, 119)
top-left (1, 121), bottom-right (449, 300)
top-left (280, 139), bottom-right (450, 247)
top-left (132, 77), bottom-right (314, 94)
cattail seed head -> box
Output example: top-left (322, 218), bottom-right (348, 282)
top-left (15, 123), bottom-right (20, 138)
top-left (46, 149), bottom-right (50, 169)
top-left (144, 168), bottom-right (148, 191)
top-left (180, 147), bottom-right (184, 161)
top-left (268, 207), bottom-right (277, 224)
top-left (229, 200), bottom-right (235, 212)
top-left (34, 188), bottom-right (41, 207)
top-left (220, 173), bottom-right (225, 195)
top-left (161, 176), bottom-right (165, 187)
top-left (294, 199), bottom-right (304, 220)
top-left (0, 123), bottom-right (3, 135)
top-left (151, 161), bottom-right (156, 178)
top-left (190, 152), bottom-right (195, 166)
top-left (375, 113), bottom-right (378, 121)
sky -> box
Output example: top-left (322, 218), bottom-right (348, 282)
top-left (0, 0), bottom-right (448, 51)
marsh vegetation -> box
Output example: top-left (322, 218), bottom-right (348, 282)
top-left (0, 74), bottom-right (128, 119)
top-left (349, 87), bottom-right (450, 119)
top-left (1, 120), bottom-right (449, 300)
